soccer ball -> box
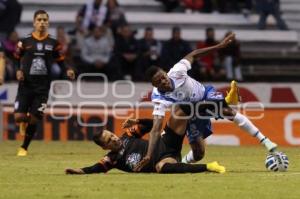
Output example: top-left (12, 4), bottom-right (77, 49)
top-left (265, 152), bottom-right (289, 172)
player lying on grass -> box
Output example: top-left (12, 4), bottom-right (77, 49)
top-left (65, 114), bottom-right (225, 174)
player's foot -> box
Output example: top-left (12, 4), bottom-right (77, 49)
top-left (17, 147), bottom-right (27, 156)
top-left (19, 122), bottom-right (28, 136)
top-left (263, 138), bottom-right (278, 152)
top-left (206, 161), bottom-right (226, 174)
top-left (225, 80), bottom-right (240, 105)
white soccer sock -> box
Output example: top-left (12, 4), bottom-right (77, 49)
top-left (182, 150), bottom-right (196, 164)
top-left (233, 112), bottom-right (266, 143)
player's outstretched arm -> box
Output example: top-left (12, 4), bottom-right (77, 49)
top-left (133, 115), bottom-right (163, 172)
top-left (65, 168), bottom-right (85, 175)
top-left (183, 32), bottom-right (235, 64)
top-left (65, 162), bottom-right (111, 175)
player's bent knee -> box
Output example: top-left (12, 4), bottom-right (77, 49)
top-left (29, 115), bottom-right (40, 124)
top-left (155, 162), bottom-right (165, 173)
top-left (155, 158), bottom-right (177, 173)
top-left (14, 113), bottom-right (28, 123)
top-left (192, 146), bottom-right (205, 161)
top-left (93, 132), bottom-right (102, 146)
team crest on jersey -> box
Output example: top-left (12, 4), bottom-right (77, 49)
top-left (37, 43), bottom-right (43, 51)
top-left (45, 44), bottom-right (53, 51)
top-left (30, 57), bottom-right (48, 75)
top-left (126, 153), bottom-right (141, 170)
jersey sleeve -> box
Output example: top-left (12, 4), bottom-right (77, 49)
top-left (151, 88), bottom-right (172, 116)
top-left (168, 59), bottom-right (191, 75)
top-left (81, 155), bottom-right (114, 174)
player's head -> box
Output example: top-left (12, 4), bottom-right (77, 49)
top-left (146, 66), bottom-right (173, 92)
top-left (206, 27), bottom-right (215, 40)
top-left (33, 10), bottom-right (49, 33)
top-left (94, 0), bottom-right (103, 6)
top-left (144, 26), bottom-right (153, 40)
top-left (93, 130), bottom-right (122, 152)
top-left (172, 26), bottom-right (181, 41)
top-left (92, 26), bottom-right (106, 39)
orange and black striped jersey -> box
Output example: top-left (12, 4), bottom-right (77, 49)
top-left (98, 119), bottom-right (155, 173)
top-left (14, 33), bottom-right (67, 92)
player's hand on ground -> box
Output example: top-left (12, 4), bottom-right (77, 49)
top-left (218, 33), bottom-right (235, 48)
top-left (16, 70), bottom-right (24, 81)
top-left (67, 69), bottom-right (75, 80)
top-left (122, 118), bottom-right (138, 129)
top-left (65, 168), bottom-right (85, 175)
top-left (133, 155), bottom-right (151, 172)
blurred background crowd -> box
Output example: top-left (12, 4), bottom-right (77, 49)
top-left (1, 0), bottom-right (299, 82)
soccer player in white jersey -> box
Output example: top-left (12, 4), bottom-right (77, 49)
top-left (133, 33), bottom-right (277, 171)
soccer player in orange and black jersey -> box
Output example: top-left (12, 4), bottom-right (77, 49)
top-left (65, 117), bottom-right (225, 174)
top-left (14, 10), bottom-right (75, 156)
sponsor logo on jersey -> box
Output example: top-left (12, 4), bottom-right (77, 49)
top-left (45, 44), bottom-right (53, 51)
top-left (126, 153), bottom-right (141, 170)
top-left (37, 43), bottom-right (43, 51)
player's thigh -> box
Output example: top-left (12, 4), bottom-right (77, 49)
top-left (155, 157), bottom-right (177, 173)
top-left (14, 93), bottom-right (31, 122)
top-left (30, 95), bottom-right (48, 120)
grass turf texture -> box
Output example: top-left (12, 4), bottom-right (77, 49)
top-left (0, 141), bottom-right (299, 199)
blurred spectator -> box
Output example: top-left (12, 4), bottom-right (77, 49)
top-left (216, 0), bottom-right (240, 13)
top-left (256, 0), bottom-right (288, 30)
top-left (80, 26), bottom-right (120, 80)
top-left (183, 0), bottom-right (204, 13)
top-left (3, 31), bottom-right (18, 59)
top-left (0, 0), bottom-right (22, 41)
top-left (155, 0), bottom-right (180, 12)
top-left (52, 26), bottom-right (71, 79)
top-left (242, 0), bottom-right (253, 17)
top-left (105, 0), bottom-right (127, 37)
top-left (160, 26), bottom-right (191, 71)
top-left (114, 24), bottom-right (139, 80)
top-left (219, 31), bottom-right (243, 81)
top-left (68, 15), bottom-right (87, 64)
top-left (0, 41), bottom-right (4, 84)
top-left (137, 27), bottom-right (161, 81)
top-left (78, 0), bottom-right (108, 33)
top-left (2, 31), bottom-right (19, 81)
top-left (195, 27), bottom-right (225, 81)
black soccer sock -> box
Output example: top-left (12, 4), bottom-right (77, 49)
top-left (160, 163), bottom-right (207, 173)
top-left (21, 124), bottom-right (37, 150)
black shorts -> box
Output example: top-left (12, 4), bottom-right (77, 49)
top-left (156, 125), bottom-right (185, 162)
top-left (14, 86), bottom-right (48, 120)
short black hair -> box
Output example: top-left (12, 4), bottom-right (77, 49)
top-left (145, 26), bottom-right (153, 32)
top-left (34, 10), bottom-right (49, 20)
top-left (206, 27), bottom-right (214, 33)
top-left (145, 66), bottom-right (162, 81)
top-left (172, 26), bottom-right (181, 33)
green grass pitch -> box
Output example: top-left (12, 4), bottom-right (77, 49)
top-left (0, 141), bottom-right (299, 199)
